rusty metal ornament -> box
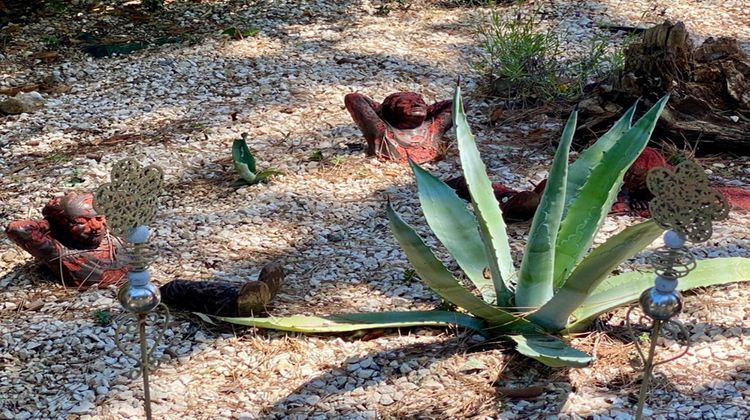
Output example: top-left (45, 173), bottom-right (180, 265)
top-left (647, 159), bottom-right (729, 242)
top-left (94, 158), bottom-right (167, 420)
top-left (630, 160), bottom-right (730, 419)
top-left (94, 158), bottom-right (164, 237)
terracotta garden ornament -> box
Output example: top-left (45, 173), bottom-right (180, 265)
top-left (447, 146), bottom-right (750, 221)
top-left (344, 91), bottom-right (453, 163)
top-left (5, 192), bottom-right (128, 288)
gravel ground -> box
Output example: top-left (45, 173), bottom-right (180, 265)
top-left (1, 1), bottom-right (750, 418)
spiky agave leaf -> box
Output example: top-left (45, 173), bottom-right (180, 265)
top-left (507, 334), bottom-right (592, 367)
top-left (564, 257), bottom-right (750, 333)
top-left (553, 96), bottom-right (669, 287)
top-left (387, 202), bottom-right (521, 328)
top-left (409, 160), bottom-right (496, 303)
top-left (453, 85), bottom-right (515, 305)
top-left (530, 220), bottom-right (663, 331)
top-left (514, 109), bottom-right (576, 309)
top-left (563, 102), bottom-right (637, 211)
top-left (213, 310), bottom-right (487, 334)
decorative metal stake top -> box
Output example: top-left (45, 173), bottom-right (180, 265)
top-left (631, 160), bottom-right (729, 419)
top-left (95, 158), bottom-right (166, 420)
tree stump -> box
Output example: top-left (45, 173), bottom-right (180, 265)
top-left (576, 21), bottom-right (750, 154)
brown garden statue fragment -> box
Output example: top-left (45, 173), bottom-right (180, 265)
top-left (159, 262), bottom-right (285, 317)
top-left (5, 192), bottom-right (128, 288)
top-left (344, 91), bottom-right (453, 163)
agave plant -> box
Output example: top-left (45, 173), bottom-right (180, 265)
top-left (213, 87), bottom-right (750, 367)
top-left (233, 133), bottom-right (283, 185)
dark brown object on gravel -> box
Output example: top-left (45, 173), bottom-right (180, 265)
top-left (445, 176), bottom-right (546, 222)
top-left (160, 262), bottom-right (285, 317)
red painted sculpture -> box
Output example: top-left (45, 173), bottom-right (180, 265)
top-left (445, 176), bottom-right (547, 222)
top-left (5, 192), bottom-right (128, 288)
top-left (344, 91), bottom-right (453, 163)
top-left (447, 147), bottom-right (750, 221)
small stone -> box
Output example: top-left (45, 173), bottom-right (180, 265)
top-left (379, 394), bottom-right (394, 406)
top-left (0, 98), bottom-right (24, 114)
top-left (24, 299), bottom-right (44, 311)
top-left (69, 400), bottom-right (94, 414)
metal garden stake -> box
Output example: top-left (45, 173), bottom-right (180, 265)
top-left (630, 160), bottom-right (729, 419)
top-left (94, 158), bottom-right (168, 420)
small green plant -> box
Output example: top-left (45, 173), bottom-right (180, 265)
top-left (329, 154), bottom-right (347, 167)
top-left (44, 153), bottom-right (69, 163)
top-left (142, 0), bottom-right (164, 12)
top-left (477, 11), bottom-right (635, 102)
top-left (45, 0), bottom-right (69, 14)
top-left (232, 133), bottom-right (283, 185)
top-left (309, 150), bottom-right (325, 162)
top-left (210, 87), bottom-right (750, 367)
top-left (41, 35), bottom-right (59, 48)
top-left (92, 309), bottom-right (111, 326)
top-left (475, 10), bottom-right (561, 103)
top-left (67, 167), bottom-right (85, 186)
top-left (222, 26), bottom-right (260, 40)
top-left (374, 0), bottom-right (412, 16)
top-left (565, 33), bottom-right (609, 97)
top-left (402, 268), bottom-right (417, 283)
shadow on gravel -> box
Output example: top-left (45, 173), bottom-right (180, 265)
top-left (252, 331), bottom-right (579, 418)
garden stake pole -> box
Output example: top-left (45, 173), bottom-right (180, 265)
top-left (138, 314), bottom-right (153, 420)
top-left (634, 319), bottom-right (661, 420)
top-left (631, 160), bottom-right (730, 418)
top-left (94, 158), bottom-right (167, 420)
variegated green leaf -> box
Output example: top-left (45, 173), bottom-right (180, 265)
top-left (554, 96), bottom-right (669, 287)
top-left (515, 110), bottom-right (576, 309)
top-left (565, 257), bottom-right (750, 333)
top-left (453, 85), bottom-right (514, 305)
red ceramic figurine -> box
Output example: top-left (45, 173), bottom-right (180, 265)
top-left (5, 192), bottom-right (128, 288)
top-left (445, 176), bottom-right (547, 222)
top-left (344, 91), bottom-right (453, 163)
top-left (447, 147), bottom-right (750, 221)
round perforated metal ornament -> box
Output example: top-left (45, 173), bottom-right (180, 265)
top-left (94, 158), bottom-right (164, 237)
top-left (647, 160), bottom-right (729, 242)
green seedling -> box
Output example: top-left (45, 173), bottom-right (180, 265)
top-left (232, 133), bottom-right (283, 185)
